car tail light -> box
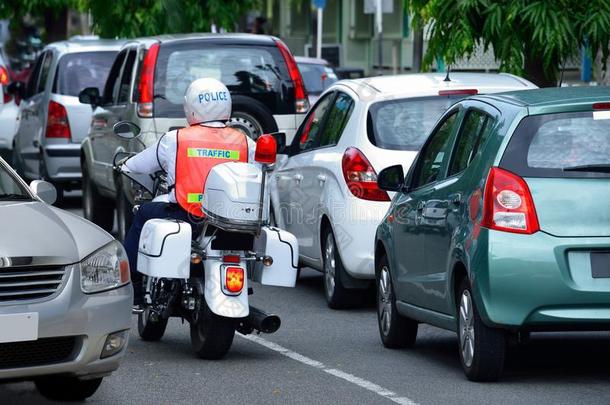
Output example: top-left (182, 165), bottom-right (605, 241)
top-left (593, 102), bottom-right (610, 110)
top-left (0, 66), bottom-right (10, 103)
top-left (342, 147), bottom-right (390, 202)
top-left (274, 38), bottom-right (309, 113)
top-left (46, 100), bottom-right (71, 139)
top-left (438, 89), bottom-right (478, 96)
top-left (481, 167), bottom-right (539, 234)
top-left (225, 266), bottom-right (245, 293)
top-left (137, 42), bottom-right (160, 118)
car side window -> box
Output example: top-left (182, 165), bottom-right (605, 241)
top-left (319, 92), bottom-right (354, 147)
top-left (117, 49), bottom-right (137, 104)
top-left (294, 92), bottom-right (334, 153)
top-left (37, 52), bottom-right (53, 94)
top-left (448, 110), bottom-right (494, 176)
top-left (102, 50), bottom-right (127, 105)
top-left (24, 52), bottom-right (45, 99)
top-left (412, 112), bottom-right (459, 189)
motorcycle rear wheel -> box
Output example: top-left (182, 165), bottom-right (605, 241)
top-left (190, 301), bottom-right (235, 360)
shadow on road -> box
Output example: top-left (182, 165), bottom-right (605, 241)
top-left (295, 268), bottom-right (376, 309)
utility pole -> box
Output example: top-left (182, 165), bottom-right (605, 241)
top-left (376, 0), bottom-right (383, 75)
top-left (314, 0), bottom-right (325, 59)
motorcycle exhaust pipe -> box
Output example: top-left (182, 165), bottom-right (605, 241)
top-left (247, 306), bottom-right (281, 334)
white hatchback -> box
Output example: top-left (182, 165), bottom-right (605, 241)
top-left (270, 72), bottom-right (537, 308)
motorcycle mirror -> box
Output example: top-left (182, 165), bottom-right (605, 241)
top-left (255, 134), bottom-right (277, 164)
top-left (113, 121), bottom-right (141, 139)
top-left (269, 132), bottom-right (286, 155)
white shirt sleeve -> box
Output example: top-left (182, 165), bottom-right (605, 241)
top-left (124, 130), bottom-right (177, 174)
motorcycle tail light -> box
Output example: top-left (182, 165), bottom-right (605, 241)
top-left (223, 255), bottom-right (240, 263)
top-left (0, 66), bottom-right (11, 103)
top-left (225, 266), bottom-right (244, 294)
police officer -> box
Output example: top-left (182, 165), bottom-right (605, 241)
top-left (122, 78), bottom-right (256, 306)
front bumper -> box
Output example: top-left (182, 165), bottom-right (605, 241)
top-left (0, 266), bottom-right (132, 380)
top-left (475, 229), bottom-right (610, 330)
top-left (43, 144), bottom-right (82, 183)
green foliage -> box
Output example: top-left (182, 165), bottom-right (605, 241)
top-left (84, 0), bottom-right (261, 38)
top-left (406, 0), bottom-right (610, 84)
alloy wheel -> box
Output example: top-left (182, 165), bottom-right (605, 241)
top-left (324, 233), bottom-right (336, 297)
top-left (228, 113), bottom-right (263, 140)
top-left (459, 290), bottom-right (475, 368)
top-left (378, 265), bottom-right (393, 336)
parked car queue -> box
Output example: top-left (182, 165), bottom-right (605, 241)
top-left (1, 31), bottom-right (610, 388)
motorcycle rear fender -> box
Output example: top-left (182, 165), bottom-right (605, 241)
top-left (203, 243), bottom-right (249, 318)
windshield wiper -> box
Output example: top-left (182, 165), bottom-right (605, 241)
top-left (0, 194), bottom-right (31, 200)
top-left (563, 164), bottom-right (610, 173)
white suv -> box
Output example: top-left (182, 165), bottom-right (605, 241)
top-left (271, 73), bottom-right (537, 308)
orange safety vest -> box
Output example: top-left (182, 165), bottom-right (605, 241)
top-left (175, 125), bottom-right (249, 218)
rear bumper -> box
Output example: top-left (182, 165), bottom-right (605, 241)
top-left (331, 197), bottom-right (390, 279)
top-left (475, 229), bottom-right (610, 330)
top-left (43, 144), bottom-right (82, 183)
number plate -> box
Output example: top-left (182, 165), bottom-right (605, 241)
top-left (591, 252), bottom-right (610, 278)
top-left (0, 313), bottom-right (39, 343)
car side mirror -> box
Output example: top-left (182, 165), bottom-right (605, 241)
top-left (255, 134), bottom-right (277, 164)
top-left (377, 165), bottom-right (405, 192)
top-left (78, 87), bottom-right (101, 106)
top-left (113, 121), bottom-right (141, 139)
top-left (29, 180), bottom-right (57, 205)
top-left (6, 81), bottom-right (24, 98)
top-left (269, 132), bottom-right (286, 155)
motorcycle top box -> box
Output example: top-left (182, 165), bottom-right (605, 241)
top-left (202, 162), bottom-right (270, 232)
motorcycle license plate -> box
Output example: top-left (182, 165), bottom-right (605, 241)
top-left (0, 313), bottom-right (39, 343)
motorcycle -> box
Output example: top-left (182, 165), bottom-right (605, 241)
top-left (112, 121), bottom-right (298, 359)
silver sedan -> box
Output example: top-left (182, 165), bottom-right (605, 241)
top-left (0, 158), bottom-right (132, 401)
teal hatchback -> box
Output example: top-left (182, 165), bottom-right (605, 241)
top-left (374, 86), bottom-right (610, 381)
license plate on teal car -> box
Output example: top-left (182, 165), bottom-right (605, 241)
top-left (591, 252), bottom-right (610, 278)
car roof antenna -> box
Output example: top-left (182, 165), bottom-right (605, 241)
top-left (444, 65), bottom-right (451, 82)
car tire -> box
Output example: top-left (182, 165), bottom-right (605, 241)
top-left (116, 179), bottom-right (133, 242)
top-left (376, 254), bottom-right (418, 348)
top-left (322, 226), bottom-right (359, 309)
top-left (229, 96), bottom-right (278, 140)
top-left (138, 306), bottom-right (169, 342)
top-left (35, 376), bottom-right (103, 401)
top-left (457, 278), bottom-right (506, 382)
top-left (82, 162), bottom-right (114, 232)
top-left (190, 299), bottom-right (235, 360)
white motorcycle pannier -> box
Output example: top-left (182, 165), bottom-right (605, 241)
top-left (138, 219), bottom-right (192, 279)
top-left (250, 227), bottom-right (299, 287)
top-left (201, 162), bottom-right (268, 232)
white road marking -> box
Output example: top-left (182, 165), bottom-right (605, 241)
top-left (241, 334), bottom-right (418, 405)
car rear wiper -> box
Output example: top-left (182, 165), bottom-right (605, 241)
top-left (0, 194), bottom-right (31, 200)
top-left (563, 164), bottom-right (610, 173)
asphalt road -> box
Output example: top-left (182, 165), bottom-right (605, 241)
top-left (2, 194), bottom-right (610, 404)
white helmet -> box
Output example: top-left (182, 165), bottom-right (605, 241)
top-left (183, 78), bottom-right (232, 126)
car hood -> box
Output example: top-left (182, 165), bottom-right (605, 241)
top-left (0, 201), bottom-right (113, 265)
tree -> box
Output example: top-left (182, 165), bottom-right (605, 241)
top-left (406, 0), bottom-right (610, 87)
top-left (0, 0), bottom-right (79, 43)
top-left (83, 0), bottom-right (261, 38)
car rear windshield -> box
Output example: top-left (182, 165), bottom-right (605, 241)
top-left (0, 163), bottom-right (30, 200)
top-left (299, 63), bottom-right (338, 95)
top-left (367, 96), bottom-right (463, 151)
top-left (54, 51), bottom-right (117, 97)
top-left (153, 41), bottom-right (289, 118)
top-left (500, 111), bottom-right (610, 178)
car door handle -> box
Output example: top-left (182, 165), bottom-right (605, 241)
top-left (33, 140), bottom-right (39, 148)
top-left (317, 174), bottom-right (326, 183)
top-left (293, 174), bottom-right (303, 183)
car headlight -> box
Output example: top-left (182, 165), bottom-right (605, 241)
top-left (80, 241), bottom-right (130, 293)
